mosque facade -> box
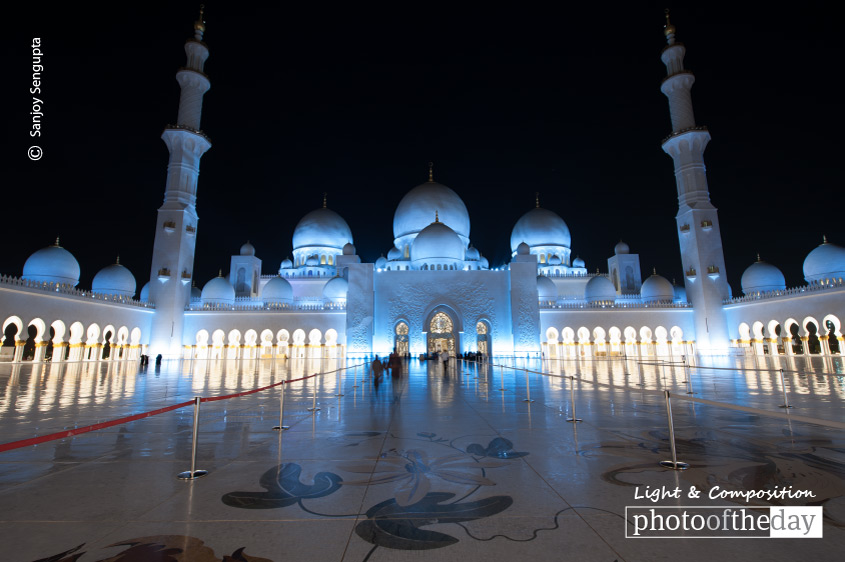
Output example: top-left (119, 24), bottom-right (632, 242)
top-left (2, 15), bottom-right (844, 364)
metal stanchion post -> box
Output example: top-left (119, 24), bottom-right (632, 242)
top-left (335, 369), bottom-right (344, 397)
top-left (178, 396), bottom-right (209, 480)
top-left (659, 390), bottom-right (689, 470)
top-left (566, 375), bottom-right (582, 422)
top-left (352, 364), bottom-right (359, 388)
top-left (778, 368), bottom-right (792, 409)
top-left (307, 373), bottom-right (321, 412)
top-left (498, 363), bottom-right (505, 392)
top-left (523, 368), bottom-right (534, 402)
top-left (273, 382), bottom-right (290, 430)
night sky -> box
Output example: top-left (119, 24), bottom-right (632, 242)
top-left (4, 4), bottom-right (843, 295)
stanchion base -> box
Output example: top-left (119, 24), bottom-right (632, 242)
top-left (335, 393), bottom-right (345, 397)
top-left (778, 405), bottom-right (793, 408)
top-left (307, 407), bottom-right (321, 412)
top-left (686, 391), bottom-right (696, 395)
top-left (352, 385), bottom-right (360, 388)
top-left (566, 418), bottom-right (582, 423)
top-left (272, 425), bottom-right (290, 430)
top-left (177, 469), bottom-right (209, 480)
top-left (659, 460), bottom-right (689, 470)
top-left (523, 399), bottom-right (535, 402)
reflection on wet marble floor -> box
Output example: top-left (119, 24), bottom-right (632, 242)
top-left (1, 355), bottom-right (844, 561)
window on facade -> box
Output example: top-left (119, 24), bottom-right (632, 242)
top-left (430, 312), bottom-right (453, 334)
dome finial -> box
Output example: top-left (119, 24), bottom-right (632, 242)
top-left (535, 192), bottom-right (540, 208)
top-left (54, 237), bottom-right (60, 247)
top-left (116, 255), bottom-right (120, 265)
top-left (218, 269), bottom-right (223, 277)
top-left (756, 253), bottom-right (761, 262)
top-left (194, 5), bottom-right (206, 40)
top-left (435, 210), bottom-right (439, 223)
top-left (322, 192), bottom-right (327, 208)
top-left (653, 267), bottom-right (657, 275)
top-left (428, 162), bottom-right (434, 182)
top-left (823, 234), bottom-right (828, 244)
top-left (663, 8), bottom-right (676, 43)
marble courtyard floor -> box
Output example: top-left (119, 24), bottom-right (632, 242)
top-left (1, 354), bottom-right (844, 561)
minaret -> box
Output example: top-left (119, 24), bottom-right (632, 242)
top-left (660, 11), bottom-right (730, 354)
top-left (148, 7), bottom-right (212, 357)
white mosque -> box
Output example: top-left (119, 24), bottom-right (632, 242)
top-left (1, 13), bottom-right (844, 364)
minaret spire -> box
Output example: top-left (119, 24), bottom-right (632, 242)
top-left (659, 13), bottom-right (730, 354)
top-left (148, 12), bottom-right (213, 358)
top-left (428, 162), bottom-right (434, 182)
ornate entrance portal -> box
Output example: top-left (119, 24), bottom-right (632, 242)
top-left (427, 312), bottom-right (455, 356)
top-left (395, 322), bottom-right (409, 355)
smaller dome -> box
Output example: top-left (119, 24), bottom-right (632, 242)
top-left (614, 240), bottom-right (630, 255)
top-left (280, 257), bottom-right (293, 269)
top-left (201, 274), bottom-right (235, 305)
top-left (342, 243), bottom-right (356, 256)
top-left (375, 255), bottom-right (387, 269)
top-left (140, 282), bottom-right (151, 303)
top-left (190, 283), bottom-right (202, 300)
top-left (572, 256), bottom-right (585, 268)
top-left (803, 237), bottom-right (845, 283)
top-left (323, 277), bottom-right (349, 300)
top-left (412, 220), bottom-right (464, 263)
top-left (22, 239), bottom-right (81, 286)
top-left (641, 270), bottom-right (674, 303)
top-left (387, 246), bottom-right (403, 260)
top-left (548, 255), bottom-right (562, 266)
top-left (537, 275), bottom-right (557, 300)
top-left (585, 275), bottom-right (616, 303)
top-left (516, 242), bottom-right (530, 255)
top-left (240, 241), bottom-right (255, 256)
top-left (466, 245), bottom-right (480, 261)
top-left (305, 255), bottom-right (319, 267)
top-left (479, 256), bottom-right (489, 269)
top-left (741, 256), bottom-right (786, 295)
top-left (91, 260), bottom-right (136, 297)
top-left (262, 276), bottom-right (293, 303)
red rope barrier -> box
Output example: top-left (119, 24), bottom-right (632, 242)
top-left (0, 364), bottom-right (364, 453)
top-left (0, 399), bottom-right (195, 453)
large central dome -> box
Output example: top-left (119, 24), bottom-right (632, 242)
top-left (510, 207), bottom-right (571, 253)
top-left (393, 181), bottom-right (470, 245)
top-left (292, 207), bottom-right (353, 251)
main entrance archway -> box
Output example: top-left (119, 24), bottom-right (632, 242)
top-left (428, 311), bottom-right (456, 356)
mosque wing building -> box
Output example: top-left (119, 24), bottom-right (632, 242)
top-left (1, 13), bottom-right (844, 364)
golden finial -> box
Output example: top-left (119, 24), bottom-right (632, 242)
top-left (653, 267), bottom-right (657, 275)
top-left (218, 269), bottom-right (223, 277)
top-left (116, 255), bottom-right (120, 265)
top-left (823, 234), bottom-right (828, 244)
top-left (663, 8), bottom-right (676, 38)
top-left (428, 162), bottom-right (434, 182)
top-left (756, 253), bottom-right (761, 262)
top-left (535, 192), bottom-right (540, 208)
top-left (322, 192), bottom-right (327, 208)
top-left (435, 210), bottom-right (440, 223)
top-left (54, 237), bottom-right (60, 247)
top-left (194, 5), bottom-right (206, 34)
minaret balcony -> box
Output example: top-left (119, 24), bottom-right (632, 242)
top-left (163, 221), bottom-right (176, 233)
top-left (700, 219), bottom-right (713, 231)
top-left (707, 265), bottom-right (720, 280)
top-left (181, 271), bottom-right (192, 285)
top-left (186, 225), bottom-right (196, 235)
top-left (679, 224), bottom-right (690, 233)
top-left (685, 267), bottom-right (697, 281)
top-left (157, 268), bottom-right (171, 282)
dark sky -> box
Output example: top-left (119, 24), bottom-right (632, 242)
top-left (4, 4), bottom-right (843, 295)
